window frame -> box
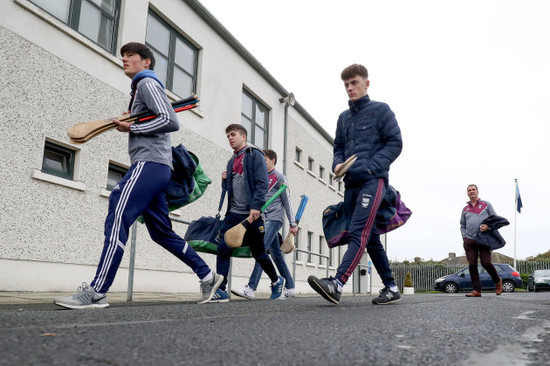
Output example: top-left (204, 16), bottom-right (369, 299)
top-left (307, 231), bottom-right (313, 263)
top-left (240, 90), bottom-right (269, 149)
top-left (295, 147), bottom-right (302, 163)
top-left (106, 162), bottom-right (128, 191)
top-left (308, 157), bottom-right (314, 172)
top-left (29, 0), bottom-right (120, 54)
top-left (145, 11), bottom-right (199, 98)
top-left (42, 141), bottom-right (76, 180)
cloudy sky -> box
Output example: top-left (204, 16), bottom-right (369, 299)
top-left (200, 0), bottom-right (550, 262)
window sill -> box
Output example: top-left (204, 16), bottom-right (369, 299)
top-left (306, 263), bottom-right (317, 268)
top-left (307, 170), bottom-right (316, 178)
top-left (294, 161), bottom-right (304, 170)
top-left (32, 169), bottom-right (86, 191)
top-left (318, 178), bottom-right (327, 185)
top-left (328, 185), bottom-right (336, 191)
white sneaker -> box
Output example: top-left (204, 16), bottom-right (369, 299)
top-left (281, 287), bottom-right (296, 300)
top-left (54, 283), bottom-right (109, 309)
top-left (231, 285), bottom-right (255, 299)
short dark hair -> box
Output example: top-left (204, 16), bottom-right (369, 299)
top-left (225, 124), bottom-right (247, 137)
top-left (341, 64), bottom-right (368, 81)
top-left (263, 149), bottom-right (277, 165)
top-left (120, 42), bottom-right (155, 70)
top-left (467, 184), bottom-right (478, 191)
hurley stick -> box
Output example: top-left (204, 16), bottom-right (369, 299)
top-left (68, 95), bottom-right (198, 143)
top-left (334, 154), bottom-right (357, 181)
top-left (281, 194), bottom-right (308, 254)
top-left (224, 184), bottom-right (288, 248)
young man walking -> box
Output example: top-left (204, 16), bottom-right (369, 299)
top-left (54, 42), bottom-right (222, 309)
top-left (231, 149), bottom-right (298, 300)
top-left (308, 64), bottom-right (403, 305)
top-left (208, 125), bottom-right (285, 302)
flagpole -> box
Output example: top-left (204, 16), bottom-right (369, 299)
top-left (514, 178), bottom-right (517, 269)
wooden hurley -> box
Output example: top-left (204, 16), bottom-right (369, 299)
top-left (334, 154), bottom-right (357, 181)
top-left (281, 194), bottom-right (308, 254)
top-left (225, 184), bottom-right (288, 248)
top-left (67, 95), bottom-right (198, 144)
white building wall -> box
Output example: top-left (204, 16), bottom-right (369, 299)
top-left (0, 0), bottom-right (382, 295)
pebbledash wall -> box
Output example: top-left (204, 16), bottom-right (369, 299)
top-left (0, 0), bottom-right (383, 295)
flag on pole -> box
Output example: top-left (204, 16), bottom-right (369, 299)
top-left (516, 182), bottom-right (523, 213)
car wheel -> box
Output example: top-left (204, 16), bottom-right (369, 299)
top-left (502, 280), bottom-right (515, 293)
top-left (528, 286), bottom-right (533, 292)
top-left (444, 282), bottom-right (459, 293)
top-left (534, 286), bottom-right (538, 292)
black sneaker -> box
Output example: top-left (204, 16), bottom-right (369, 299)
top-left (372, 287), bottom-right (401, 305)
top-left (308, 275), bottom-right (341, 304)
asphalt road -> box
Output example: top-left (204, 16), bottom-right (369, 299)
top-left (1, 292), bottom-right (549, 365)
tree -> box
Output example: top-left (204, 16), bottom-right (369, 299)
top-left (404, 272), bottom-right (414, 287)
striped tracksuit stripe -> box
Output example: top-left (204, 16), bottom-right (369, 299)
top-left (90, 162), bottom-right (210, 293)
top-left (338, 178), bottom-right (386, 284)
top-left (94, 162), bottom-right (145, 291)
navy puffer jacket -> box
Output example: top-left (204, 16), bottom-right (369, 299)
top-left (333, 95), bottom-right (402, 185)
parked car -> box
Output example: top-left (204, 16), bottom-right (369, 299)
top-left (527, 269), bottom-right (550, 292)
top-left (434, 264), bottom-right (522, 293)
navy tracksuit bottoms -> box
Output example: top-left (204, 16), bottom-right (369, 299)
top-left (91, 161), bottom-right (211, 293)
top-left (336, 178), bottom-right (396, 288)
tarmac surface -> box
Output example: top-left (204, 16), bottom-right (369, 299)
top-left (1, 291), bottom-right (550, 365)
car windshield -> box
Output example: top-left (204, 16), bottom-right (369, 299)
top-left (534, 270), bottom-right (550, 277)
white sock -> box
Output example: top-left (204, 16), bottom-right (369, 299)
top-left (201, 271), bottom-right (213, 283)
top-left (389, 285), bottom-right (399, 292)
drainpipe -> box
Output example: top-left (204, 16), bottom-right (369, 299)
top-left (278, 93), bottom-right (295, 175)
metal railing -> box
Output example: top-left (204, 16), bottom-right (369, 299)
top-left (126, 220), bottom-right (339, 300)
top-left (292, 248), bottom-right (330, 281)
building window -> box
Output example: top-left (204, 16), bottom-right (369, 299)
top-left (146, 11), bottom-right (198, 98)
top-left (319, 235), bottom-right (325, 265)
top-left (295, 232), bottom-right (300, 260)
top-left (106, 163), bottom-right (128, 191)
top-left (338, 180), bottom-right (343, 192)
top-left (329, 173), bottom-right (334, 187)
top-left (307, 231), bottom-right (313, 263)
top-left (308, 157), bottom-right (314, 172)
top-left (295, 147), bottom-right (302, 163)
top-left (241, 90), bottom-right (268, 149)
top-left (42, 141), bottom-right (75, 180)
top-left (319, 166), bottom-right (325, 180)
top-left (30, 0), bottom-right (120, 54)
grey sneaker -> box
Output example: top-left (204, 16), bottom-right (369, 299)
top-left (231, 285), bottom-right (255, 299)
top-left (308, 276), bottom-right (341, 304)
top-left (372, 287), bottom-right (401, 305)
top-left (197, 273), bottom-right (224, 304)
top-left (54, 283), bottom-right (109, 309)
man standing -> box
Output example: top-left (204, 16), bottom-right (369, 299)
top-left (54, 42), bottom-right (222, 309)
top-left (308, 64), bottom-right (403, 305)
top-left (231, 149), bottom-right (298, 300)
top-left (460, 184), bottom-right (503, 297)
top-left (208, 125), bottom-right (285, 302)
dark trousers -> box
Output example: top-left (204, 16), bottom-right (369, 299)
top-left (91, 162), bottom-right (211, 293)
top-left (463, 238), bottom-right (501, 292)
top-left (336, 178), bottom-right (396, 287)
top-left (216, 211), bottom-right (278, 291)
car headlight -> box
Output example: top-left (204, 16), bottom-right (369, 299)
top-left (535, 279), bottom-right (546, 283)
top-left (435, 277), bottom-right (445, 283)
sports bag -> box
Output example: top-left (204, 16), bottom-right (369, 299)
top-left (323, 185), bottom-right (412, 248)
